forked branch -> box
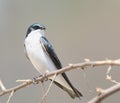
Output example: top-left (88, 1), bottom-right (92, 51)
top-left (0, 59), bottom-right (120, 103)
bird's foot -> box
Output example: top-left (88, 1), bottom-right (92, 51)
top-left (41, 73), bottom-right (48, 82)
top-left (33, 75), bottom-right (43, 84)
top-left (32, 73), bottom-right (48, 84)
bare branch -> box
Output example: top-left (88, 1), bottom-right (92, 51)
top-left (0, 79), bottom-right (33, 96)
top-left (41, 73), bottom-right (57, 103)
top-left (0, 80), bottom-right (6, 91)
top-left (7, 91), bottom-right (14, 103)
top-left (88, 83), bottom-right (120, 103)
top-left (0, 59), bottom-right (120, 102)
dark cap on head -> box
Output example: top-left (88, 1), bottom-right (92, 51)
top-left (26, 23), bottom-right (46, 38)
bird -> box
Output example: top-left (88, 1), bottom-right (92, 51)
top-left (24, 23), bottom-right (83, 99)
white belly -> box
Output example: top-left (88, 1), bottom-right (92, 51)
top-left (25, 32), bottom-right (73, 91)
top-left (26, 42), bottom-right (56, 74)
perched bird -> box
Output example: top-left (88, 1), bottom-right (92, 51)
top-left (24, 23), bottom-right (83, 99)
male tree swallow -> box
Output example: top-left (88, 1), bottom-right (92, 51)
top-left (24, 23), bottom-right (83, 99)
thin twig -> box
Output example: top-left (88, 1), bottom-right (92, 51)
top-left (88, 83), bottom-right (120, 103)
top-left (7, 90), bottom-right (14, 103)
top-left (41, 73), bottom-right (57, 103)
top-left (0, 80), bottom-right (6, 91)
top-left (0, 79), bottom-right (33, 96)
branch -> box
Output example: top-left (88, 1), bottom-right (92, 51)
top-left (88, 83), bottom-right (120, 103)
top-left (0, 59), bottom-right (120, 100)
top-left (41, 74), bottom-right (57, 103)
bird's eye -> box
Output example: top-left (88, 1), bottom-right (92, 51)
top-left (33, 25), bottom-right (45, 30)
top-left (33, 26), bottom-right (41, 30)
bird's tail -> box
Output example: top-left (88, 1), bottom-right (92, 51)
top-left (49, 72), bottom-right (83, 99)
top-left (53, 81), bottom-right (83, 99)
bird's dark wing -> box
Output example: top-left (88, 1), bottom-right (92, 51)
top-left (40, 36), bottom-right (83, 98)
top-left (40, 36), bottom-right (62, 69)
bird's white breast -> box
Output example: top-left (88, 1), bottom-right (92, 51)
top-left (25, 30), bottom-right (56, 74)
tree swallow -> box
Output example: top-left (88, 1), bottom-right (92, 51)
top-left (24, 23), bottom-right (83, 99)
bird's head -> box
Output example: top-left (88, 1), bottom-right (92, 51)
top-left (26, 23), bottom-right (46, 38)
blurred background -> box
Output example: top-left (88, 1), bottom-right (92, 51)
top-left (0, 0), bottom-right (120, 103)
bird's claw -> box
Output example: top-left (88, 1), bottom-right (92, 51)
top-left (32, 73), bottom-right (48, 84)
top-left (32, 77), bottom-right (39, 84)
